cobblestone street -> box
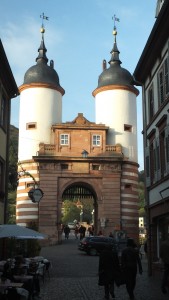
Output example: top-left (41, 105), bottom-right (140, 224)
top-left (39, 233), bottom-right (167, 300)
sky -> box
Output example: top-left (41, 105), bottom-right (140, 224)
top-left (0, 0), bottom-right (157, 171)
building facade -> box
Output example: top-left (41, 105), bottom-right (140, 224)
top-left (17, 25), bottom-right (140, 245)
top-left (0, 40), bottom-right (18, 224)
top-left (134, 0), bottom-right (169, 274)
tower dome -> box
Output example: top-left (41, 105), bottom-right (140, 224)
top-left (23, 29), bottom-right (64, 94)
top-left (94, 28), bottom-right (138, 93)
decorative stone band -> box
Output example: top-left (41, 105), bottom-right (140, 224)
top-left (19, 82), bottom-right (65, 95)
top-left (92, 84), bottom-right (139, 97)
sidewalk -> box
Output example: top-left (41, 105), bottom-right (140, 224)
top-left (39, 233), bottom-right (167, 300)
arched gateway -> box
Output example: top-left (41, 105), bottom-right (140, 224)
top-left (61, 182), bottom-right (98, 234)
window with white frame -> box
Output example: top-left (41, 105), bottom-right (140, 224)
top-left (60, 134), bottom-right (69, 145)
top-left (92, 135), bottom-right (101, 146)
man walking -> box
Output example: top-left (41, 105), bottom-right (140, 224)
top-left (121, 238), bottom-right (142, 300)
top-left (160, 235), bottom-right (169, 294)
top-left (98, 244), bottom-right (120, 299)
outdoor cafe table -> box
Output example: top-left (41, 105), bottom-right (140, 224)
top-left (0, 280), bottom-right (23, 295)
top-left (13, 275), bottom-right (34, 299)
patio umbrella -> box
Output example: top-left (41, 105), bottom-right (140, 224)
top-left (0, 224), bottom-right (47, 239)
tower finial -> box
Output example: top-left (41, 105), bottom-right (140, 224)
top-left (40, 13), bottom-right (49, 39)
top-left (109, 15), bottom-right (121, 65)
top-left (112, 14), bottom-right (120, 41)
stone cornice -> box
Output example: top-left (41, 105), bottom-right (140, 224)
top-left (92, 84), bottom-right (139, 97)
top-left (19, 83), bottom-right (65, 96)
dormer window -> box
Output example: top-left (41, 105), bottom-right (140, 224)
top-left (92, 135), bottom-right (101, 146)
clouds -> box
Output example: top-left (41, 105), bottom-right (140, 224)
top-left (0, 15), bottom-right (64, 86)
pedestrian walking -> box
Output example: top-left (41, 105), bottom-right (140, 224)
top-left (98, 244), bottom-right (120, 299)
top-left (79, 225), bottom-right (86, 240)
top-left (121, 238), bottom-right (142, 300)
top-left (64, 225), bottom-right (70, 239)
top-left (159, 235), bottom-right (169, 294)
top-left (88, 226), bottom-right (94, 236)
top-left (74, 225), bottom-right (79, 239)
top-left (144, 240), bottom-right (148, 259)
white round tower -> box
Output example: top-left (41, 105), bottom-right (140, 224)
top-left (16, 26), bottom-right (65, 227)
top-left (92, 29), bottom-right (139, 163)
top-left (18, 27), bottom-right (65, 161)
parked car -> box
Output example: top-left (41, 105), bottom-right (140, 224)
top-left (78, 236), bottom-right (117, 256)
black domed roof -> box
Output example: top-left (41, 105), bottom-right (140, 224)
top-left (98, 63), bottom-right (134, 88)
top-left (96, 32), bottom-right (137, 90)
top-left (24, 62), bottom-right (60, 86)
top-left (23, 36), bottom-right (64, 93)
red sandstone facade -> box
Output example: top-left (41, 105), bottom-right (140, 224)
top-left (16, 113), bottom-right (139, 245)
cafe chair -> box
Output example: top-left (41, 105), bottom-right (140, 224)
top-left (44, 260), bottom-right (51, 279)
top-left (5, 287), bottom-right (20, 300)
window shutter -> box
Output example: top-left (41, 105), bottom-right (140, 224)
top-left (145, 146), bottom-right (150, 187)
top-left (165, 125), bottom-right (169, 174)
top-left (156, 137), bottom-right (161, 181)
top-left (164, 57), bottom-right (169, 95)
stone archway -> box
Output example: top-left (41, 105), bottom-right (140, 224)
top-left (60, 182), bottom-right (98, 236)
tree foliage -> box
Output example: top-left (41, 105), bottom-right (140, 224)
top-left (62, 200), bottom-right (81, 224)
top-left (61, 198), bottom-right (94, 225)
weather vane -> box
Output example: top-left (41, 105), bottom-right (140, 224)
top-left (112, 14), bottom-right (120, 37)
top-left (40, 13), bottom-right (49, 33)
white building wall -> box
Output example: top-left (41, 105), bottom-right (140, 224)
top-left (95, 89), bottom-right (138, 162)
top-left (18, 87), bottom-right (62, 161)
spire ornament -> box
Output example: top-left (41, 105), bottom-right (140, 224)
top-left (35, 13), bottom-right (49, 64)
top-left (40, 13), bottom-right (49, 38)
top-left (112, 14), bottom-right (120, 40)
top-left (109, 15), bottom-right (121, 65)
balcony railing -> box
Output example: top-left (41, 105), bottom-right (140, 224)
top-left (38, 143), bottom-right (122, 156)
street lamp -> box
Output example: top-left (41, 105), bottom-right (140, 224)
top-left (28, 188), bottom-right (44, 203)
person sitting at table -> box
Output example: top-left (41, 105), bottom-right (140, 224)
top-left (2, 261), bottom-right (13, 281)
top-left (28, 261), bottom-right (41, 298)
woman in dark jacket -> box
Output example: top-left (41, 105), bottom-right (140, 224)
top-left (98, 244), bottom-right (120, 299)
